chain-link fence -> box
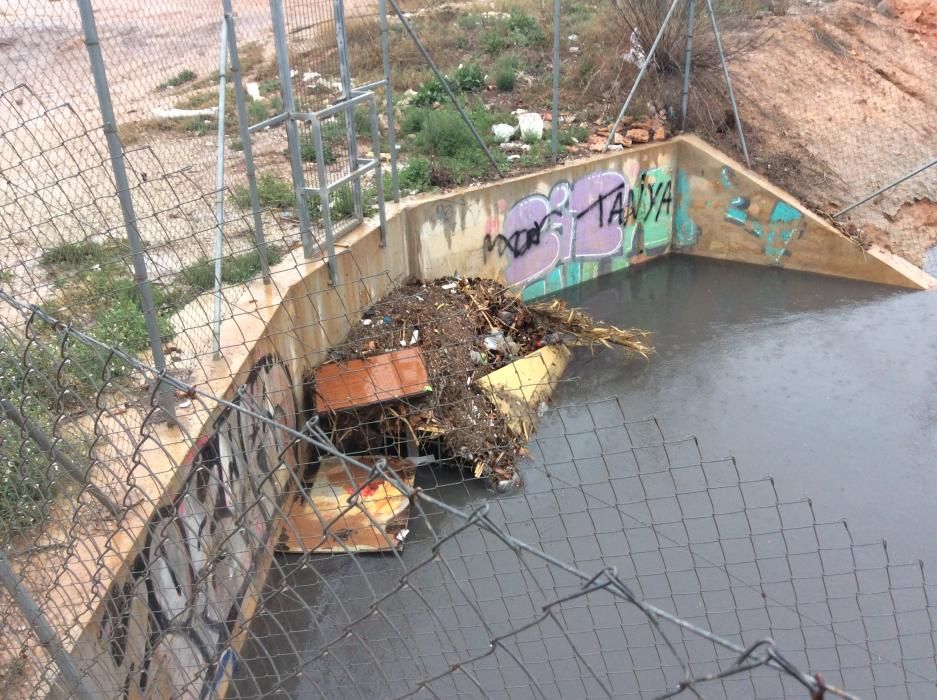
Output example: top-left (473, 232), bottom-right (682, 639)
top-left (1, 286), bottom-right (935, 698)
top-left (2, 0), bottom-right (936, 697)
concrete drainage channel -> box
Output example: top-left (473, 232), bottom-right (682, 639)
top-left (41, 138), bottom-right (937, 698)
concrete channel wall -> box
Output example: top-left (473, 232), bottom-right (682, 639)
top-left (63, 136), bottom-right (932, 698)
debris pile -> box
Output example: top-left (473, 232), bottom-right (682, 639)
top-left (587, 113), bottom-right (670, 152)
top-left (310, 277), bottom-right (650, 488)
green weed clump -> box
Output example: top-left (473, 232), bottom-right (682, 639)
top-left (178, 248), bottom-right (284, 292)
top-left (232, 174), bottom-right (295, 210)
top-left (158, 69), bottom-right (197, 90)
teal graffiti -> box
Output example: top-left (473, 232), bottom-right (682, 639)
top-left (674, 169), bottom-right (700, 248)
top-left (721, 167), bottom-right (803, 263)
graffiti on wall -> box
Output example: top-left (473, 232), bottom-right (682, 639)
top-left (483, 166), bottom-right (674, 300)
top-left (97, 354), bottom-right (297, 699)
top-left (721, 166), bottom-right (804, 263)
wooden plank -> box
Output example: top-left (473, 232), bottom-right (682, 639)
top-left (279, 456), bottom-right (416, 554)
top-left (315, 347), bottom-right (429, 413)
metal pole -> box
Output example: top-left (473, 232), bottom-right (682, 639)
top-left (334, 0), bottom-right (363, 221)
top-left (270, 0), bottom-right (316, 259)
top-left (212, 20), bottom-right (229, 360)
top-left (0, 550), bottom-right (98, 700)
top-left (386, 0), bottom-right (503, 177)
top-left (311, 119), bottom-right (337, 284)
top-left (705, 0), bottom-right (750, 167)
top-left (551, 0), bottom-right (561, 163)
top-left (75, 0), bottom-right (176, 425)
top-left (370, 97), bottom-right (388, 246)
top-left (378, 0), bottom-right (400, 201)
top-left (224, 0), bottom-right (271, 282)
top-left (680, 0), bottom-right (697, 130)
top-left (834, 157), bottom-right (937, 218)
top-left (604, 0), bottom-right (683, 151)
top-left (0, 397), bottom-right (120, 517)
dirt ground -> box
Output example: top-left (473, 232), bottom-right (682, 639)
top-left (724, 0), bottom-right (937, 265)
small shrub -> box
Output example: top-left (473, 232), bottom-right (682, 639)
top-left (495, 62), bottom-right (518, 91)
top-left (451, 63), bottom-right (485, 93)
top-left (158, 68), bottom-right (197, 90)
top-left (482, 29), bottom-right (508, 55)
top-left (559, 125), bottom-right (589, 145)
top-left (354, 106), bottom-right (373, 136)
top-left (456, 14), bottom-right (482, 30)
top-left (0, 418), bottom-right (55, 535)
top-left (400, 107), bottom-right (427, 136)
top-left (506, 8), bottom-right (547, 46)
top-left (178, 248), bottom-right (284, 292)
top-left (300, 135), bottom-right (336, 164)
top-left (233, 174), bottom-right (295, 210)
top-left (399, 157), bottom-right (432, 193)
top-left (40, 240), bottom-right (114, 268)
top-left (414, 109), bottom-right (476, 159)
top-left (230, 139), bottom-right (243, 152)
top-left (259, 78), bottom-right (280, 95)
top-left (412, 78), bottom-right (449, 108)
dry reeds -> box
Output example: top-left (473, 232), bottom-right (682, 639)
top-left (527, 298), bottom-right (653, 357)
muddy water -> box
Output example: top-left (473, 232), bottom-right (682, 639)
top-left (556, 256), bottom-right (937, 568)
top-left (237, 256), bottom-right (937, 698)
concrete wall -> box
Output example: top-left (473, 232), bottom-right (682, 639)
top-left (673, 137), bottom-right (932, 289)
top-left (62, 136), bottom-right (931, 699)
top-left (406, 143), bottom-right (677, 300)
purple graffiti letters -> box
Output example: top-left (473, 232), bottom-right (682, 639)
top-left (484, 171), bottom-right (637, 285)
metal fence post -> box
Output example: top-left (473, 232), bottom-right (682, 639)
top-left (75, 0), bottom-right (176, 425)
top-left (270, 0), bottom-right (317, 260)
top-left (335, 0), bottom-right (363, 221)
top-left (223, 0), bottom-right (271, 282)
top-left (0, 550), bottom-right (98, 699)
top-left (604, 0), bottom-right (683, 151)
top-left (681, 0), bottom-right (697, 130)
top-left (379, 0), bottom-right (400, 201)
top-left (705, 0), bottom-right (750, 167)
top-left (212, 20), bottom-right (229, 360)
top-left (551, 0), bottom-right (561, 163)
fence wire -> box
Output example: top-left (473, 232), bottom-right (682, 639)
top-left (0, 285), bottom-right (935, 698)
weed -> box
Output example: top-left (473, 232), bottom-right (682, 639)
top-left (353, 105), bottom-right (375, 137)
top-left (412, 78), bottom-right (449, 108)
top-left (456, 13), bottom-right (482, 30)
top-left (400, 107), bottom-right (427, 136)
top-left (506, 8), bottom-right (547, 46)
top-left (495, 56), bottom-right (519, 91)
top-left (158, 68), bottom-right (197, 90)
top-left (40, 240), bottom-right (120, 268)
top-left (482, 29), bottom-right (509, 55)
top-left (520, 141), bottom-right (549, 168)
top-left (232, 174), bottom-right (295, 210)
top-left (230, 139), bottom-right (243, 152)
top-left (0, 269), bottom-right (12, 284)
top-left (399, 157), bottom-right (432, 193)
top-left (559, 125), bottom-right (589, 146)
top-left (414, 109), bottom-right (476, 158)
top-left (300, 135), bottom-right (337, 164)
top-left (178, 248), bottom-right (284, 292)
top-left (451, 63), bottom-right (485, 93)
top-left (259, 78), bottom-right (280, 95)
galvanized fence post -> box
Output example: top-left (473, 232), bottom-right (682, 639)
top-left (270, 0), bottom-right (317, 260)
top-left (551, 0), bottom-right (561, 163)
top-left (212, 20), bottom-right (229, 360)
top-left (335, 0), bottom-right (363, 221)
top-left (0, 550), bottom-right (98, 699)
top-left (379, 0), bottom-right (400, 201)
top-left (75, 0), bottom-right (176, 425)
top-left (681, 0), bottom-right (697, 130)
top-left (223, 0), bottom-right (272, 283)
top-left (705, 0), bottom-right (750, 167)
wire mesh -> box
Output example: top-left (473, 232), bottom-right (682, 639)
top-left (0, 280), bottom-right (935, 698)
